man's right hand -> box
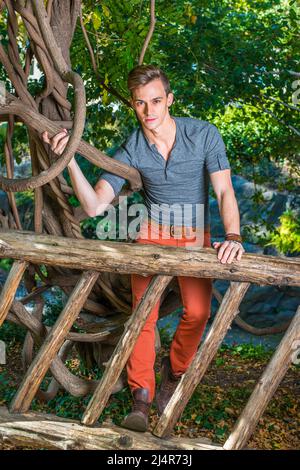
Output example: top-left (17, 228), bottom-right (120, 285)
top-left (41, 128), bottom-right (70, 156)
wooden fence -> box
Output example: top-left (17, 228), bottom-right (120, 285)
top-left (0, 229), bottom-right (299, 450)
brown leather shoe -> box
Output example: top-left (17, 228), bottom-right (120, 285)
top-left (156, 356), bottom-right (181, 416)
top-left (121, 388), bottom-right (151, 432)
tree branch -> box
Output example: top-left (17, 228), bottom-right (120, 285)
top-left (0, 93), bottom-right (143, 191)
top-left (253, 94), bottom-right (300, 112)
top-left (261, 106), bottom-right (300, 137)
top-left (79, 6), bottom-right (131, 108)
top-left (138, 0), bottom-right (156, 65)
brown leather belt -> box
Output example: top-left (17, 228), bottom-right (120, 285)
top-left (151, 221), bottom-right (199, 238)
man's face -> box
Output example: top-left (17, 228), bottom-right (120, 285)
top-left (130, 79), bottom-right (174, 130)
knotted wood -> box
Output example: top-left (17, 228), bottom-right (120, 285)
top-left (0, 406), bottom-right (221, 450)
top-left (1, 230), bottom-right (299, 286)
top-left (0, 94), bottom-right (142, 192)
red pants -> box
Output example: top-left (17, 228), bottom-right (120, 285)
top-left (127, 220), bottom-right (212, 402)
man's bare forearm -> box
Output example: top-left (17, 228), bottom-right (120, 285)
top-left (218, 189), bottom-right (241, 235)
top-left (41, 130), bottom-right (114, 217)
top-left (67, 158), bottom-right (107, 217)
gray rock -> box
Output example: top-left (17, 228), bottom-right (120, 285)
top-left (232, 176), bottom-right (255, 197)
top-left (266, 194), bottom-right (288, 225)
top-left (242, 297), bottom-right (283, 316)
top-left (276, 309), bottom-right (296, 323)
top-left (243, 242), bottom-right (264, 254)
top-left (0, 191), bottom-right (9, 214)
top-left (0, 268), bottom-right (7, 284)
top-left (231, 175), bottom-right (251, 193)
top-left (242, 285), bottom-right (282, 305)
top-left (213, 280), bottom-right (230, 296)
top-left (14, 158), bottom-right (31, 178)
top-left (277, 296), bottom-right (300, 312)
top-left (263, 245), bottom-right (281, 256)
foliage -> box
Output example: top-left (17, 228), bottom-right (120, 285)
top-left (0, 0), bottom-right (299, 244)
top-left (219, 342), bottom-right (272, 361)
top-left (0, 320), bottom-right (26, 344)
top-left (266, 209), bottom-right (300, 254)
top-left (0, 258), bottom-right (13, 272)
top-left (43, 288), bottom-right (65, 327)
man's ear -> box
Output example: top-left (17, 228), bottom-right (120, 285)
top-left (167, 92), bottom-right (174, 107)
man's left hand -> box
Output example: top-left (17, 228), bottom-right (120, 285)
top-left (213, 240), bottom-right (245, 264)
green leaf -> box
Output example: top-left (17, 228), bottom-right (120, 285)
top-left (102, 5), bottom-right (111, 18)
top-left (92, 11), bottom-right (101, 30)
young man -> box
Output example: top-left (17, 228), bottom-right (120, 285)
top-left (42, 65), bottom-right (244, 432)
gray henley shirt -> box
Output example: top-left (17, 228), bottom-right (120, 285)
top-left (100, 116), bottom-right (230, 228)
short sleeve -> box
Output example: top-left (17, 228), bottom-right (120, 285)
top-left (204, 124), bottom-right (230, 174)
top-left (99, 145), bottom-right (132, 197)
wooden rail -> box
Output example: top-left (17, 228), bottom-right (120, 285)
top-left (0, 230), bottom-right (299, 285)
top-left (0, 406), bottom-right (221, 450)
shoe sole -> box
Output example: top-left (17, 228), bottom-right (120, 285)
top-left (121, 414), bottom-right (148, 432)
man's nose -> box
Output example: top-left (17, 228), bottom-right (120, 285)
top-left (145, 103), bottom-right (153, 115)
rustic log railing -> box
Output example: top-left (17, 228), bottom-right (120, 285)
top-left (0, 229), bottom-right (299, 450)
